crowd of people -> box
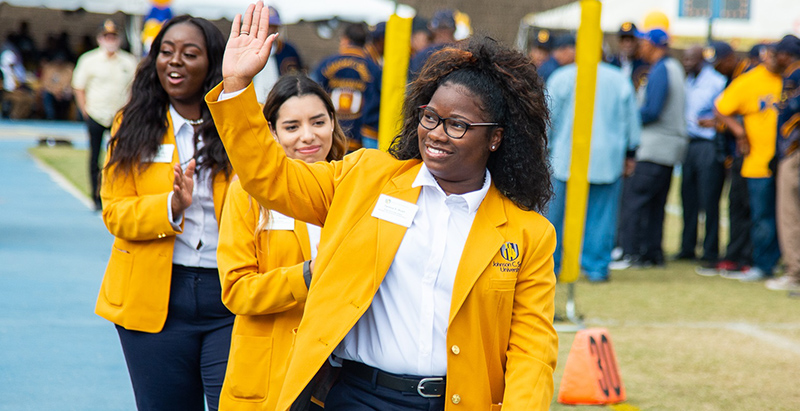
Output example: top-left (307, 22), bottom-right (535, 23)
top-left (534, 22), bottom-right (800, 292)
top-left (0, 21), bottom-right (96, 120)
top-left (6, 1), bottom-right (800, 409)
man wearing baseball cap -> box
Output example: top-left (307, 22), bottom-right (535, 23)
top-left (767, 35), bottom-right (800, 291)
top-left (408, 9), bottom-right (456, 80)
top-left (694, 40), bottom-right (755, 276)
top-left (614, 27), bottom-right (687, 269)
top-left (528, 29), bottom-right (552, 69)
top-left (72, 19), bottom-right (137, 210)
top-left (538, 34), bottom-right (574, 82)
top-left (608, 22), bottom-right (649, 90)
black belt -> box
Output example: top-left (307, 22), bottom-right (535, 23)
top-left (341, 360), bottom-right (446, 398)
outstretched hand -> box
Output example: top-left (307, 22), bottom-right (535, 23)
top-left (222, 1), bottom-right (278, 92)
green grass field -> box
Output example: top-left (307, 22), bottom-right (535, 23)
top-left (29, 146), bottom-right (800, 410)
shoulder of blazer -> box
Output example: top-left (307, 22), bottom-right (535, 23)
top-left (345, 148), bottom-right (422, 185)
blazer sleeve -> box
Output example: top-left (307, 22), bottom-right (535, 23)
top-left (100, 126), bottom-right (181, 242)
top-left (502, 223), bottom-right (558, 410)
top-left (207, 82), bottom-right (360, 226)
top-left (217, 180), bottom-right (310, 316)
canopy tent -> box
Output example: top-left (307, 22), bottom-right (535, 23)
top-left (519, 0), bottom-right (800, 48)
top-left (0, 0), bottom-right (415, 24)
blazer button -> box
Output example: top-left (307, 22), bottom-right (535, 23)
top-left (451, 394), bottom-right (461, 404)
top-left (451, 345), bottom-right (460, 355)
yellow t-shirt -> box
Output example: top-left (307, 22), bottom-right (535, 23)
top-left (715, 64), bottom-right (783, 178)
top-left (71, 48), bottom-right (138, 128)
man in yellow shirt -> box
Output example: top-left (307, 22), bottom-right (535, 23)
top-left (714, 45), bottom-right (785, 281)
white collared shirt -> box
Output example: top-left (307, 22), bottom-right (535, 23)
top-left (333, 164), bottom-right (492, 376)
top-left (167, 105), bottom-right (219, 268)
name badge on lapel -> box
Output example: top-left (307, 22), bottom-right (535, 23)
top-left (371, 194), bottom-right (418, 228)
top-left (266, 210), bottom-right (295, 231)
top-left (151, 144), bottom-right (175, 163)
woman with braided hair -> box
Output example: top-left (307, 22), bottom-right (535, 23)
top-left (207, 3), bottom-right (557, 409)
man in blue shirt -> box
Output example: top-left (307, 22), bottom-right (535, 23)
top-left (678, 45), bottom-right (727, 263)
top-left (612, 28), bottom-right (687, 269)
top-left (538, 34), bottom-right (575, 83)
top-left (528, 28), bottom-right (552, 70)
top-left (408, 9), bottom-right (456, 81)
top-left (546, 61), bottom-right (641, 282)
top-left (608, 22), bottom-right (649, 90)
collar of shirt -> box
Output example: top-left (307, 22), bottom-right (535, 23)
top-left (169, 105), bottom-right (193, 138)
top-left (411, 163), bottom-right (492, 214)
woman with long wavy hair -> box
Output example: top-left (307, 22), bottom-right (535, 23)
top-left (95, 15), bottom-right (234, 410)
top-left (209, 3), bottom-right (557, 410)
top-left (216, 73), bottom-right (347, 411)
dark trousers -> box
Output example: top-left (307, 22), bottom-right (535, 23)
top-left (724, 156), bottom-right (753, 264)
top-left (680, 139), bottom-right (725, 260)
top-left (325, 366), bottom-right (446, 411)
top-left (86, 116), bottom-right (108, 207)
top-left (116, 265), bottom-right (234, 411)
top-left (746, 177), bottom-right (780, 274)
top-left (43, 92), bottom-right (72, 120)
top-left (620, 161), bottom-right (673, 261)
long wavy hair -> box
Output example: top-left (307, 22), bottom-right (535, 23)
top-left (105, 15), bottom-right (230, 180)
top-left (255, 74), bottom-right (348, 234)
top-left (389, 36), bottom-right (552, 212)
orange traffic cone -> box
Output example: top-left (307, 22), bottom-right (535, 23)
top-left (557, 328), bottom-right (626, 405)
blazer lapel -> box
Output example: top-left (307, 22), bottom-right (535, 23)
top-left (373, 162), bottom-right (423, 285)
top-left (449, 185), bottom-right (508, 325)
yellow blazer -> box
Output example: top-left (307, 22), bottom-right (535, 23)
top-left (217, 179), bottom-right (312, 410)
top-left (95, 112), bottom-right (231, 333)
top-left (207, 83), bottom-right (558, 410)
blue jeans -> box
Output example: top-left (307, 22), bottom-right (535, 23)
top-left (548, 178), bottom-right (623, 281)
top-left (746, 177), bottom-right (780, 274)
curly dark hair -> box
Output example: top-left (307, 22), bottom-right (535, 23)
top-left (106, 15), bottom-right (230, 179)
top-left (389, 36), bottom-right (552, 212)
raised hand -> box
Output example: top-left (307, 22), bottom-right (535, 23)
top-left (171, 159), bottom-right (196, 217)
top-left (222, 1), bottom-right (278, 92)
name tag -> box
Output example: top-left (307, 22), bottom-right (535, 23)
top-left (152, 144), bottom-right (175, 163)
top-left (266, 210), bottom-right (295, 231)
top-left (371, 194), bottom-right (418, 228)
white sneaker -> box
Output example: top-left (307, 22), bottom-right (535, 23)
top-left (611, 247), bottom-right (623, 261)
top-left (609, 256), bottom-right (632, 271)
top-left (765, 276), bottom-right (800, 291)
top-left (738, 267), bottom-right (767, 282)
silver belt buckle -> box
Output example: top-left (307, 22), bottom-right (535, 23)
top-left (417, 377), bottom-right (444, 398)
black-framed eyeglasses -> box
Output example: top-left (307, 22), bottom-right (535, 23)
top-left (417, 105), bottom-right (500, 139)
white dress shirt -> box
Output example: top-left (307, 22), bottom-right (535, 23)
top-left (307, 223), bottom-right (321, 259)
top-left (332, 164), bottom-right (491, 376)
top-left (167, 105), bottom-right (219, 268)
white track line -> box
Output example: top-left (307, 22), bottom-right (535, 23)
top-left (579, 320), bottom-right (800, 356)
top-left (30, 153), bottom-right (95, 210)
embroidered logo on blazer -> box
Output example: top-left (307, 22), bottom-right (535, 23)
top-left (500, 242), bottom-right (520, 262)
